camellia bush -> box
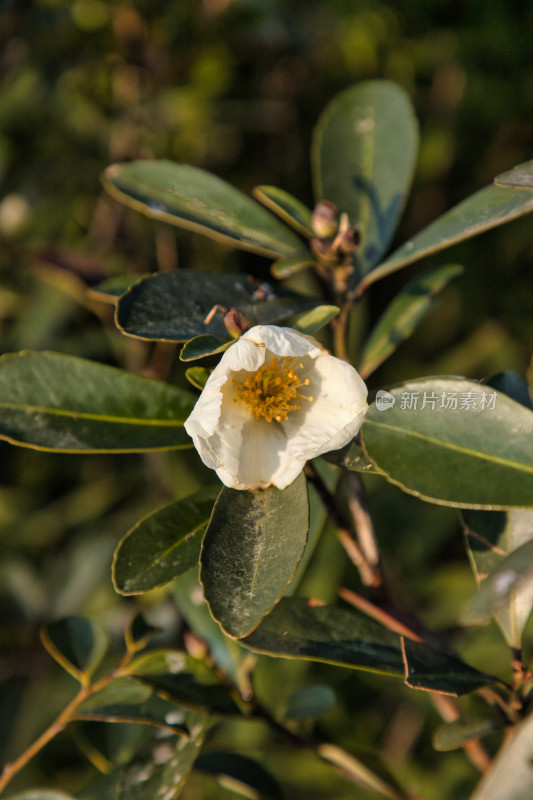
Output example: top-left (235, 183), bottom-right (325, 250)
top-left (3, 80), bottom-right (533, 800)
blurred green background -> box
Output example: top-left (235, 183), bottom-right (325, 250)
top-left (1, 1), bottom-right (533, 798)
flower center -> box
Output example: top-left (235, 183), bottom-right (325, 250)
top-left (233, 356), bottom-right (313, 423)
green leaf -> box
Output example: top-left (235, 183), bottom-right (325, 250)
top-left (311, 81), bottom-right (418, 278)
top-left (463, 508), bottom-right (533, 647)
top-left (125, 649), bottom-right (241, 715)
top-left (125, 613), bottom-right (161, 653)
top-left (358, 264), bottom-right (463, 378)
top-left (77, 678), bottom-right (153, 710)
top-left (462, 540), bottom-right (533, 628)
top-left (401, 638), bottom-right (495, 695)
top-left (322, 437), bottom-right (380, 474)
top-left (468, 712), bottom-right (533, 800)
top-left (180, 335), bottom-right (233, 362)
top-left (365, 184), bottom-right (533, 289)
top-left (75, 689), bottom-right (190, 736)
top-left (361, 377), bottom-right (533, 508)
top-left (85, 712), bottom-right (209, 800)
top-left (200, 474), bottom-right (309, 638)
top-left (290, 305), bottom-right (340, 335)
top-left (103, 160), bottom-right (302, 258)
top-left (116, 271), bottom-right (320, 342)
top-left (242, 597), bottom-right (405, 676)
top-left (270, 252), bottom-right (316, 279)
top-left (113, 487), bottom-right (219, 595)
top-left (433, 717), bottom-right (501, 751)
top-left (185, 366), bottom-right (210, 390)
top-left (494, 159), bottom-right (533, 188)
top-left (40, 617), bottom-right (108, 683)
top-left (0, 351), bottom-right (195, 453)
top-left (195, 752), bottom-right (285, 800)
top-left (283, 684), bottom-right (337, 720)
top-left (253, 185), bottom-right (314, 237)
top-left (172, 567), bottom-right (255, 693)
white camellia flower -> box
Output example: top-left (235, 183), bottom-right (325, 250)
top-left (184, 324), bottom-right (368, 490)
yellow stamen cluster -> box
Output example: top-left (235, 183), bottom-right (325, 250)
top-left (233, 357), bottom-right (313, 422)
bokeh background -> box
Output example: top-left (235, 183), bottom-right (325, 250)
top-left (1, 1), bottom-right (533, 798)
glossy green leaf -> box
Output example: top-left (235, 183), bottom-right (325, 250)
top-left (494, 159), bottom-right (533, 188)
top-left (40, 617), bottom-right (108, 683)
top-left (116, 271), bottom-right (319, 342)
top-left (270, 252), bottom-right (316, 279)
top-left (462, 540), bottom-right (533, 627)
top-left (284, 684), bottom-right (337, 720)
top-left (463, 508), bottom-right (533, 647)
top-left (195, 752), bottom-right (285, 800)
top-left (433, 717), bottom-right (501, 751)
top-left (311, 81), bottom-right (418, 278)
top-left (180, 334), bottom-right (232, 362)
top-left (323, 437), bottom-right (380, 474)
top-left (364, 184), bottom-right (533, 290)
top-left (104, 160), bottom-right (301, 257)
top-left (291, 304), bottom-right (340, 335)
top-left (242, 597), bottom-right (405, 676)
top-left (401, 638), bottom-right (495, 695)
top-left (185, 366), bottom-right (210, 390)
top-left (0, 351), bottom-right (195, 453)
top-left (113, 487), bottom-right (219, 595)
top-left (469, 712), bottom-right (533, 800)
top-left (253, 185), bottom-right (314, 237)
top-left (358, 264), bottom-right (463, 378)
top-left (361, 378), bottom-right (533, 508)
top-left (125, 649), bottom-right (240, 715)
top-left (200, 474), bottom-right (309, 638)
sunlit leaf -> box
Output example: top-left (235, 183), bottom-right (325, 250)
top-left (270, 252), bottom-right (316, 279)
top-left (362, 378), bottom-right (533, 508)
top-left (0, 352), bottom-right (195, 453)
top-left (463, 509), bottom-right (533, 647)
top-left (358, 264), bottom-right (463, 378)
top-left (40, 617), bottom-right (108, 683)
top-left (116, 271), bottom-right (320, 342)
top-left (185, 366), bottom-right (210, 390)
top-left (74, 692), bottom-right (189, 736)
top-left (242, 597), bottom-right (405, 676)
top-left (253, 185), bottom-right (314, 237)
top-left (364, 184), bottom-right (533, 289)
top-left (200, 474), bottom-right (309, 638)
top-left (322, 437), bottom-right (380, 474)
top-left (469, 712), bottom-right (533, 800)
top-left (312, 81), bottom-right (418, 279)
top-left (401, 638), bottom-right (495, 695)
top-left (180, 335), bottom-right (232, 362)
top-left (113, 487), bottom-right (219, 595)
top-left (104, 161), bottom-right (302, 257)
top-left (291, 305), bottom-right (340, 335)
top-left (494, 159), bottom-right (533, 188)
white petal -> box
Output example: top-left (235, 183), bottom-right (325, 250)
top-left (285, 353), bottom-right (367, 460)
top-left (242, 325), bottom-right (322, 359)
